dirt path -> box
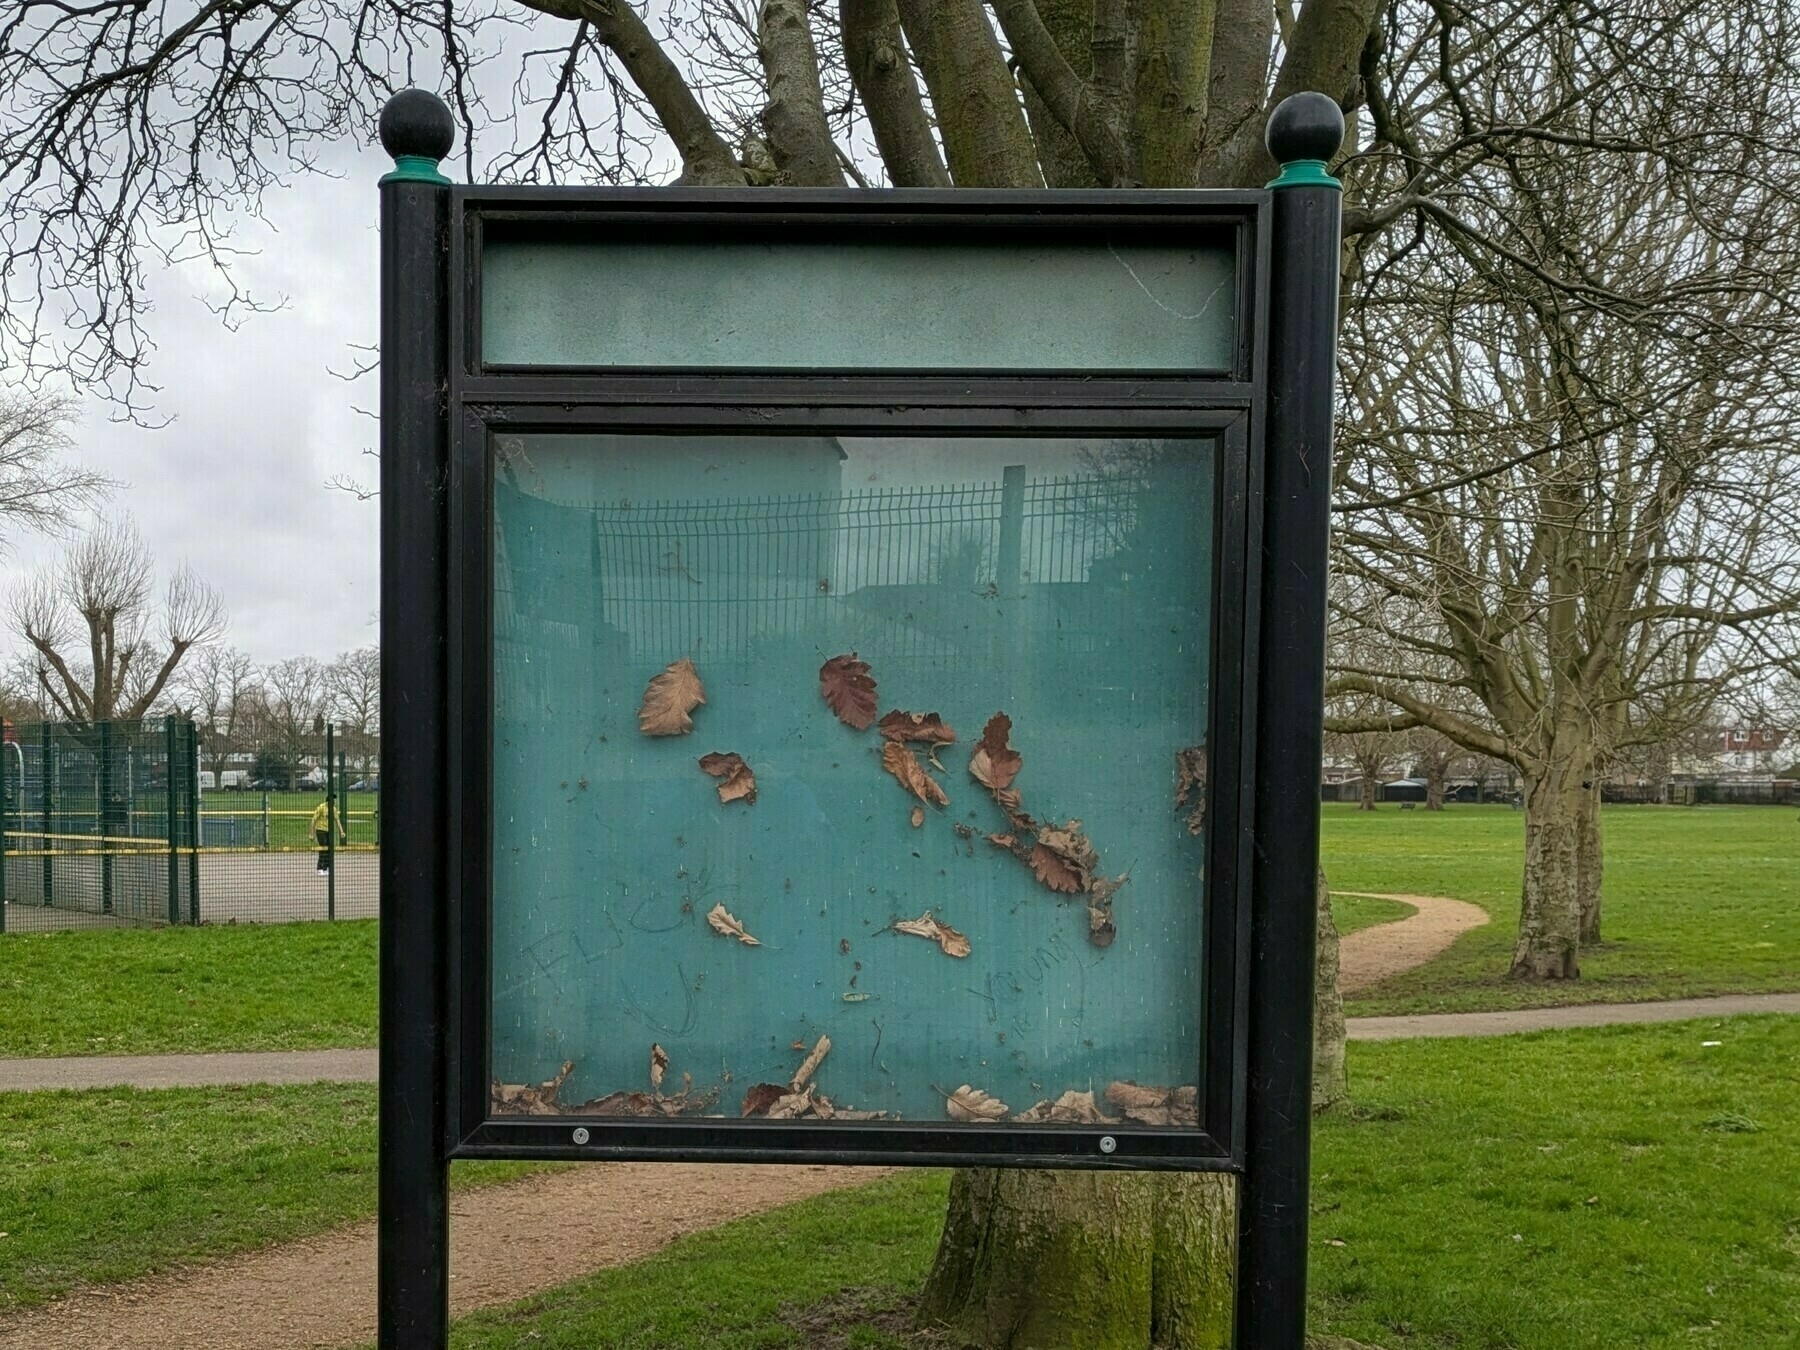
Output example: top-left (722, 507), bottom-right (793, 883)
top-left (0, 1162), bottom-right (890, 1350)
top-left (1348, 990), bottom-right (1800, 1040)
top-left (1335, 891), bottom-right (1489, 994)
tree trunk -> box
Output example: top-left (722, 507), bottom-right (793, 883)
top-left (1510, 764), bottom-right (1583, 980)
top-left (1576, 777), bottom-right (1603, 944)
top-left (917, 1170), bottom-right (1236, 1348)
top-left (1313, 867), bottom-right (1349, 1112)
top-left (1357, 775), bottom-right (1376, 810)
top-left (1424, 759), bottom-right (1446, 810)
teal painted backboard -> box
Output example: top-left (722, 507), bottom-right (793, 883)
top-left (491, 433), bottom-right (1213, 1125)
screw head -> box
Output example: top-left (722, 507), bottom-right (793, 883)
top-left (571, 1127), bottom-right (590, 1145)
top-left (1098, 1135), bottom-right (1117, 1154)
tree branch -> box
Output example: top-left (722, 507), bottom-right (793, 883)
top-left (897, 0), bottom-right (1041, 186)
top-left (988, 0), bottom-right (1133, 183)
top-left (756, 0), bottom-right (846, 184)
top-left (839, 0), bottom-right (950, 186)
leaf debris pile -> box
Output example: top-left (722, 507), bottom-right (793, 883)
top-left (1013, 1089), bottom-right (1118, 1124)
top-left (944, 1084), bottom-right (1008, 1122)
top-left (1104, 1082), bottom-right (1199, 1127)
top-left (878, 710), bottom-right (956, 746)
top-left (740, 1035), bottom-right (887, 1120)
top-left (637, 657), bottom-right (707, 736)
top-left (493, 1052), bottom-right (719, 1118)
top-left (697, 751), bottom-right (757, 804)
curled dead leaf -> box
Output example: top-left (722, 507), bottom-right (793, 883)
top-left (894, 911), bottom-right (972, 958)
top-left (637, 657), bottom-right (706, 736)
top-left (820, 654), bottom-right (879, 730)
top-left (881, 740), bottom-right (949, 808)
top-left (1032, 821), bottom-right (1098, 894)
top-left (879, 710), bottom-right (957, 745)
top-left (911, 806), bottom-right (925, 829)
top-left (945, 1084), bottom-right (1008, 1122)
top-left (742, 1083), bottom-right (788, 1117)
top-left (1012, 1090), bottom-right (1119, 1124)
top-left (969, 712), bottom-right (1023, 791)
top-left (1104, 1082), bottom-right (1200, 1127)
top-left (790, 1034), bottom-right (831, 1091)
top-left (697, 751), bottom-right (757, 804)
top-left (1176, 746), bottom-right (1208, 835)
top-left (650, 1044), bottom-right (668, 1091)
top-left (1086, 872), bottom-right (1128, 949)
top-left (1029, 842), bottom-right (1085, 893)
top-left (706, 903), bottom-right (761, 946)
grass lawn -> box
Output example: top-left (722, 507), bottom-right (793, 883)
top-left (415, 1016), bottom-right (1799, 1350)
top-left (1323, 803), bottom-right (1800, 1016)
top-left (0, 1081), bottom-right (532, 1310)
top-left (0, 920), bottom-right (377, 1057)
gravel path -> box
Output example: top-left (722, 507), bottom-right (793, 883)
top-left (0, 1048), bottom-right (378, 1092)
top-left (0, 1162), bottom-right (889, 1350)
top-left (1335, 891), bottom-right (1489, 994)
top-left (1347, 991), bottom-right (1800, 1040)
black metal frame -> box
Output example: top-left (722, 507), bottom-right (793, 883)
top-left (382, 176), bottom-right (1341, 1349)
top-left (430, 189), bottom-right (1269, 1172)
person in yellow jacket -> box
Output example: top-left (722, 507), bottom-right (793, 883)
top-left (311, 798), bottom-right (345, 876)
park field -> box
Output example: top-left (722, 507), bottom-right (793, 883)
top-left (1323, 803), bottom-right (1800, 1015)
top-left (6, 1016), bottom-right (1793, 1346)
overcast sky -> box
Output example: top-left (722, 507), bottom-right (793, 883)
top-left (2, 138), bottom-right (392, 669)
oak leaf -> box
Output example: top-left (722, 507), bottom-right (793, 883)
top-left (945, 1084), bottom-right (1008, 1122)
top-left (969, 712), bottom-right (1023, 791)
top-left (650, 1043), bottom-right (668, 1091)
top-left (894, 911), bottom-right (972, 958)
top-left (881, 740), bottom-right (949, 808)
top-left (1029, 843), bottom-right (1085, 893)
top-left (637, 657), bottom-right (706, 736)
top-left (1032, 821), bottom-right (1098, 894)
top-left (819, 654), bottom-right (879, 730)
top-left (706, 903), bottom-right (761, 946)
top-left (878, 709), bottom-right (956, 745)
top-left (697, 751), bottom-right (757, 804)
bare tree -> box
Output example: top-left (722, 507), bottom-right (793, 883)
top-left (326, 645), bottom-right (380, 779)
top-left (10, 516), bottom-right (226, 724)
top-left (0, 389), bottom-right (110, 546)
top-left (178, 645), bottom-right (260, 784)
top-left (259, 656), bottom-right (329, 790)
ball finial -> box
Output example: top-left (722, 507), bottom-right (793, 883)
top-left (379, 90), bottom-right (455, 183)
top-left (1265, 92), bottom-right (1344, 178)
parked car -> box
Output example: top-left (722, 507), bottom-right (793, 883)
top-left (247, 777), bottom-right (284, 791)
top-left (348, 779), bottom-right (379, 792)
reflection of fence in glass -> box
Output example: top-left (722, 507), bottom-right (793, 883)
top-left (497, 473), bottom-right (1147, 667)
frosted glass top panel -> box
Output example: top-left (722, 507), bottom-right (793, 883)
top-left (489, 433), bottom-right (1213, 1127)
top-left (480, 233), bottom-right (1237, 370)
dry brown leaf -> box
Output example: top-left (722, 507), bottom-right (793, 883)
top-left (881, 740), bottom-right (949, 808)
top-left (697, 751), bottom-right (757, 804)
top-left (1032, 821), bottom-right (1098, 894)
top-left (767, 1089), bottom-right (815, 1119)
top-left (969, 712), bottom-right (1023, 791)
top-left (1086, 872), bottom-right (1128, 949)
top-left (945, 1084), bottom-right (1008, 1122)
top-left (584, 1090), bottom-right (661, 1116)
top-left (878, 709), bottom-right (957, 745)
top-left (706, 902), bottom-right (761, 946)
top-left (831, 1108), bottom-right (888, 1121)
top-left (1012, 1090), bottom-right (1119, 1124)
top-left (650, 1044), bottom-right (668, 1091)
top-left (820, 654), bottom-right (879, 730)
top-left (741, 1083), bottom-right (788, 1117)
top-left (637, 657), bottom-right (706, 736)
top-left (992, 787), bottom-right (1037, 834)
top-left (1176, 746), bottom-right (1208, 835)
top-left (1104, 1082), bottom-right (1200, 1127)
top-left (492, 1060), bottom-right (574, 1115)
top-left (790, 1034), bottom-right (832, 1091)
top-left (911, 806), bottom-right (925, 829)
top-left (894, 911), bottom-right (972, 958)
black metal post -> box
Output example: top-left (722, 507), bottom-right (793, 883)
top-left (1235, 93), bottom-right (1345, 1350)
top-left (166, 717), bottom-right (180, 926)
top-left (99, 720), bottom-right (114, 915)
top-left (326, 721), bottom-right (337, 921)
top-left (378, 89), bottom-right (456, 1350)
top-left (187, 721), bottom-right (202, 925)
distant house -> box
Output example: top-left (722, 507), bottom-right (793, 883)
top-left (1671, 726), bottom-right (1790, 779)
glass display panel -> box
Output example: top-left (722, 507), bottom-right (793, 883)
top-left (480, 234), bottom-right (1237, 371)
top-left (490, 434), bottom-right (1213, 1128)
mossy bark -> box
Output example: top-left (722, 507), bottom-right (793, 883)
top-left (1576, 778), bottom-right (1603, 944)
top-left (1313, 867), bottom-right (1349, 1113)
top-left (917, 1170), bottom-right (1235, 1348)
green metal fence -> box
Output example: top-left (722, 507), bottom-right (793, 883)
top-left (1, 719), bottom-right (378, 932)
